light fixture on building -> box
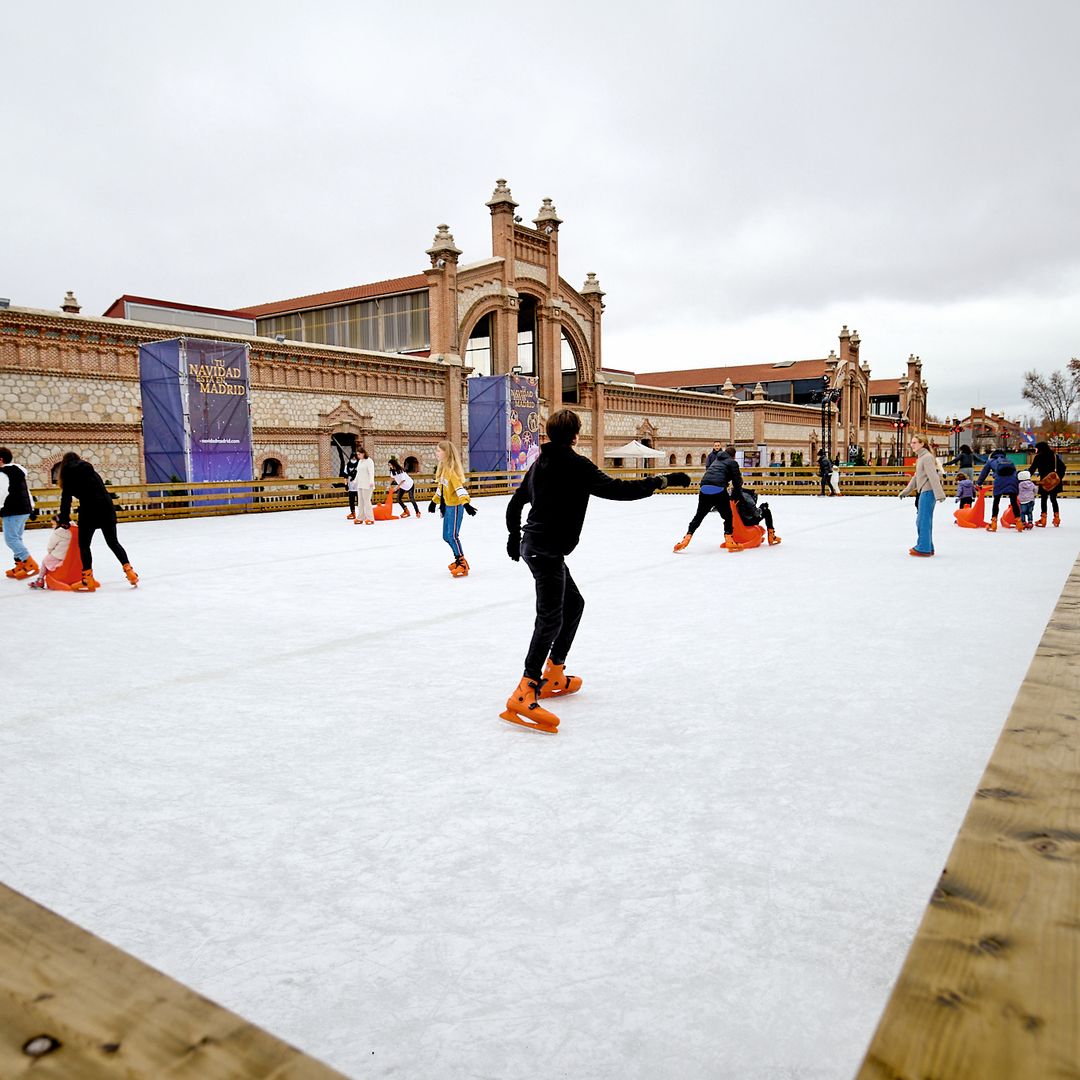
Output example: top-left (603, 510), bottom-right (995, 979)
top-left (513, 215), bottom-right (523, 223)
top-left (275, 334), bottom-right (285, 343)
top-left (544, 225), bottom-right (554, 235)
top-left (436, 258), bottom-right (446, 269)
top-left (511, 365), bottom-right (523, 375)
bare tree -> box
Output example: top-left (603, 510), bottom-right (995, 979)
top-left (1022, 366), bottom-right (1078, 429)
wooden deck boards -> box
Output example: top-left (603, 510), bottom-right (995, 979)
top-left (0, 883), bottom-right (348, 1079)
top-left (857, 552), bottom-right (1080, 1079)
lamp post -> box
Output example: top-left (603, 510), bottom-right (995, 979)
top-left (950, 418), bottom-right (962, 457)
top-left (893, 415), bottom-right (908, 464)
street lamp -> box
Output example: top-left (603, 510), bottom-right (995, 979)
top-left (893, 415), bottom-right (909, 464)
top-left (950, 417), bottom-right (963, 457)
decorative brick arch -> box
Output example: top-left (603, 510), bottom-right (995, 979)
top-left (319, 400), bottom-right (371, 476)
top-left (635, 418), bottom-right (660, 446)
top-left (558, 316), bottom-right (594, 383)
top-left (258, 452), bottom-right (289, 478)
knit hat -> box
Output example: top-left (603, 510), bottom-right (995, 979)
top-left (1018, 470), bottom-right (1031, 481)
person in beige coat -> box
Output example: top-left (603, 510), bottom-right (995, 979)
top-left (899, 433), bottom-right (946, 556)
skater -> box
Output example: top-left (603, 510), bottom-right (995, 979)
top-left (1017, 470), bottom-right (1038, 531)
top-left (503, 408), bottom-right (690, 733)
top-left (673, 444), bottom-right (745, 552)
top-left (1029, 440), bottom-right (1066, 527)
top-left (26, 517), bottom-right (72, 589)
top-left (955, 472), bottom-right (975, 509)
top-left (389, 456), bottom-right (420, 518)
top-left (57, 451), bottom-right (138, 589)
top-left (1, 447), bottom-right (39, 580)
top-left (734, 488), bottom-right (782, 545)
top-left (817, 449), bottom-right (834, 496)
top-left (428, 441), bottom-right (475, 576)
top-left (944, 443), bottom-right (986, 473)
top-left (342, 447), bottom-right (360, 520)
top-left (899, 433), bottom-right (946, 556)
top-left (352, 448), bottom-right (375, 525)
top-left (976, 449), bottom-right (1022, 533)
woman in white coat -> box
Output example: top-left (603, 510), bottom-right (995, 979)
top-left (352, 448), bottom-right (376, 525)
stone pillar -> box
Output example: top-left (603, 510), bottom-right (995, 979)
top-left (424, 224), bottom-right (462, 360)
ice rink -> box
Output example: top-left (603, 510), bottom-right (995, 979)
top-left (3, 493), bottom-right (1077, 1079)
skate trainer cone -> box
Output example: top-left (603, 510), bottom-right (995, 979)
top-left (954, 488), bottom-right (986, 528)
top-left (729, 510), bottom-right (765, 550)
top-left (372, 490), bottom-right (401, 521)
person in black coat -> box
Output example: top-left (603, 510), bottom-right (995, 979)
top-left (58, 452), bottom-right (138, 589)
top-left (502, 409), bottom-right (690, 733)
top-left (1029, 440), bottom-right (1067, 526)
top-left (944, 443), bottom-right (986, 473)
top-left (673, 445), bottom-right (744, 552)
top-left (817, 449), bottom-right (833, 496)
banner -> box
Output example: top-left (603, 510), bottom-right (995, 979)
top-left (139, 337), bottom-right (253, 487)
top-left (467, 374), bottom-right (540, 472)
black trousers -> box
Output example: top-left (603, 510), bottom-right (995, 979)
top-left (348, 491), bottom-right (358, 514)
top-left (1039, 490), bottom-right (1060, 514)
top-left (958, 497), bottom-right (973, 509)
top-left (686, 491), bottom-right (733, 535)
top-left (78, 511), bottom-right (129, 571)
top-left (522, 541), bottom-right (584, 682)
top-left (991, 493), bottom-right (1021, 519)
top-left (395, 487), bottom-right (419, 513)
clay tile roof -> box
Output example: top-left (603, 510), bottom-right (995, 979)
top-left (239, 274), bottom-right (430, 317)
top-left (868, 379), bottom-right (903, 395)
top-left (636, 358), bottom-right (827, 388)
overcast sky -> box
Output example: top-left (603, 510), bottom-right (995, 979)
top-left (5, 0), bottom-right (1078, 421)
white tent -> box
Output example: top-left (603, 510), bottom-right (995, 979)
top-left (604, 439), bottom-right (667, 459)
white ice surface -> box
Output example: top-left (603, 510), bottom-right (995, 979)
top-left (2, 495), bottom-right (1077, 1080)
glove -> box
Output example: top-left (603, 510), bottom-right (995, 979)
top-left (428, 501), bottom-right (437, 514)
top-left (463, 503), bottom-right (477, 516)
top-left (507, 532), bottom-right (520, 562)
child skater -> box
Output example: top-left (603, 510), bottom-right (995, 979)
top-left (27, 517), bottom-right (72, 589)
top-left (1017, 470), bottom-right (1038, 531)
top-left (503, 409), bottom-right (691, 733)
top-left (955, 471), bottom-right (975, 509)
top-left (343, 447), bottom-right (360, 520)
top-left (352, 448), bottom-right (375, 525)
top-left (389, 456), bottom-right (420, 518)
top-left (428, 441), bottom-right (475, 576)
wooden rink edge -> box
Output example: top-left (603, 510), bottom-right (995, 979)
top-left (0, 884), bottom-right (349, 1079)
top-left (857, 550), bottom-right (1080, 1080)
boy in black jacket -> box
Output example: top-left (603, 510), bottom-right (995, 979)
top-left (503, 409), bottom-right (690, 733)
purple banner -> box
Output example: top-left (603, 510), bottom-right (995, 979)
top-left (508, 375), bottom-right (539, 471)
top-left (184, 339), bottom-right (253, 483)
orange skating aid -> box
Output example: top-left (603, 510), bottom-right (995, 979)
top-left (1001, 505), bottom-right (1017, 529)
top-left (729, 511), bottom-right (764, 549)
top-left (500, 677), bottom-right (559, 734)
top-left (372, 490), bottom-right (400, 521)
top-left (954, 489), bottom-right (986, 528)
top-left (539, 659), bottom-right (582, 699)
top-left (43, 525), bottom-right (85, 590)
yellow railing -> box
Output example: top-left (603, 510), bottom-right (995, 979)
top-left (26, 466), bottom-right (1074, 526)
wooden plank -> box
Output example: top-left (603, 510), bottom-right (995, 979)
top-left (0, 884), bottom-right (349, 1079)
top-left (857, 553), bottom-right (1080, 1080)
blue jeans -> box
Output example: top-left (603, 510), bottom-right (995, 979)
top-left (1, 513), bottom-right (30, 562)
top-left (914, 492), bottom-right (936, 554)
top-left (442, 504), bottom-right (465, 559)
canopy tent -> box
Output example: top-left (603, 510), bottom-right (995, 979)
top-left (604, 440), bottom-right (667, 459)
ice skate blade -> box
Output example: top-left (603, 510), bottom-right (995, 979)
top-left (499, 710), bottom-right (558, 734)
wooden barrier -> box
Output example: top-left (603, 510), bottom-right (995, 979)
top-left (857, 552), bottom-right (1080, 1079)
top-left (26, 466), bottom-right (1076, 528)
top-left (0, 883), bottom-right (347, 1079)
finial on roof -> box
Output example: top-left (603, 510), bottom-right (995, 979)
top-left (722, 377), bottom-right (736, 394)
top-left (426, 224), bottom-right (462, 264)
top-left (61, 290), bottom-right (81, 314)
top-left (534, 198), bottom-right (563, 230)
top-left (752, 381), bottom-right (766, 401)
top-left (839, 325), bottom-right (850, 339)
top-left (486, 178), bottom-right (518, 210)
top-left (581, 272), bottom-right (604, 296)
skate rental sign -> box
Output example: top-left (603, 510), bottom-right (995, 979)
top-left (138, 337), bottom-right (254, 484)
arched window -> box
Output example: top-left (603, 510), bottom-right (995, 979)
top-left (684, 454), bottom-right (692, 465)
top-left (700, 453), bottom-right (707, 465)
top-left (669, 454), bottom-right (677, 466)
top-left (465, 314), bottom-right (492, 377)
top-left (50, 461), bottom-right (63, 484)
top-left (261, 457), bottom-right (283, 479)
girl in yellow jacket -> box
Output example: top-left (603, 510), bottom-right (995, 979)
top-left (429, 441), bottom-right (476, 576)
